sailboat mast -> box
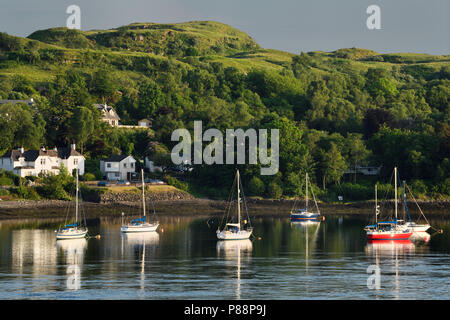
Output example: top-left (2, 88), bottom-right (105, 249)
top-left (306, 172), bottom-right (309, 210)
top-left (237, 170), bottom-right (241, 229)
top-left (394, 167), bottom-right (398, 221)
top-left (375, 183), bottom-right (377, 226)
top-left (142, 169), bottom-right (146, 218)
top-left (75, 169), bottom-right (79, 223)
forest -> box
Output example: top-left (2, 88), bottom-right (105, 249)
top-left (0, 21), bottom-right (449, 201)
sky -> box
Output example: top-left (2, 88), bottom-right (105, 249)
top-left (0, 0), bottom-right (449, 55)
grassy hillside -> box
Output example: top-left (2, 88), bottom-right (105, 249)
top-left (0, 21), bottom-right (449, 200)
top-left (0, 21), bottom-right (445, 86)
top-left (28, 21), bottom-right (260, 56)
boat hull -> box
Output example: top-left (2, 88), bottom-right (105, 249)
top-left (216, 230), bottom-right (252, 240)
top-left (121, 223), bottom-right (159, 233)
top-left (398, 223), bottom-right (430, 233)
top-left (366, 231), bottom-right (412, 241)
top-left (56, 228), bottom-right (88, 240)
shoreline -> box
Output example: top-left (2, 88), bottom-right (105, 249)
top-left (0, 198), bottom-right (448, 220)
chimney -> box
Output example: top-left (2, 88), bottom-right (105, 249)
top-left (71, 143), bottom-right (76, 151)
top-left (18, 146), bottom-right (24, 153)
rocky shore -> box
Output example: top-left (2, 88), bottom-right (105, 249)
top-left (0, 194), bottom-right (448, 220)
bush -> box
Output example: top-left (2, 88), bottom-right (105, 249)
top-left (266, 182), bottom-right (282, 199)
top-left (337, 183), bottom-right (373, 201)
top-left (10, 185), bottom-right (40, 200)
top-left (83, 173), bottom-right (96, 181)
top-left (164, 175), bottom-right (189, 192)
top-left (0, 169), bottom-right (20, 186)
top-left (438, 178), bottom-right (450, 196)
top-left (0, 176), bottom-right (13, 186)
top-left (248, 176), bottom-right (265, 196)
top-left (36, 165), bottom-right (74, 200)
top-left (410, 179), bottom-right (428, 196)
top-left (84, 159), bottom-right (103, 180)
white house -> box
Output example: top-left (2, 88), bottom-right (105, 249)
top-left (59, 144), bottom-right (85, 176)
top-left (100, 155), bottom-right (136, 181)
top-left (0, 144), bottom-right (85, 177)
top-left (94, 103), bottom-right (121, 127)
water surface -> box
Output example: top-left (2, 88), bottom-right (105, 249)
top-left (0, 214), bottom-right (449, 299)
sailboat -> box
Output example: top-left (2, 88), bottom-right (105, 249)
top-left (121, 169), bottom-right (159, 233)
top-left (56, 170), bottom-right (88, 240)
top-left (290, 173), bottom-right (322, 222)
top-left (365, 167), bottom-right (413, 241)
top-left (396, 180), bottom-right (430, 233)
top-left (217, 169), bottom-right (253, 240)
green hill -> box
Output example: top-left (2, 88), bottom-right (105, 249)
top-left (28, 21), bottom-right (260, 56)
top-left (0, 21), bottom-right (449, 200)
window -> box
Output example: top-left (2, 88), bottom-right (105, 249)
top-left (131, 163), bottom-right (134, 168)
top-left (115, 173), bottom-right (119, 177)
top-left (74, 158), bottom-right (78, 165)
top-left (40, 158), bottom-right (46, 165)
top-left (124, 163), bottom-right (127, 168)
top-left (107, 163), bottom-right (111, 168)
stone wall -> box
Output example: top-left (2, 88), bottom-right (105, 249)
top-left (99, 190), bottom-right (194, 204)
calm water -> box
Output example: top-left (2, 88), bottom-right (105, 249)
top-left (0, 214), bottom-right (449, 300)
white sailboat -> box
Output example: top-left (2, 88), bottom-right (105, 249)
top-left (121, 169), bottom-right (159, 233)
top-left (396, 180), bottom-right (430, 233)
top-left (56, 170), bottom-right (88, 240)
top-left (217, 169), bottom-right (253, 240)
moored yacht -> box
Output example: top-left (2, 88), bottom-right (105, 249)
top-left (217, 169), bottom-right (253, 240)
top-left (121, 169), bottom-right (159, 233)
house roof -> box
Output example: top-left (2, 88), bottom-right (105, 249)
top-left (1, 150), bottom-right (22, 161)
top-left (57, 147), bottom-right (83, 159)
top-left (102, 155), bottom-right (131, 162)
top-left (1, 148), bottom-right (82, 161)
top-left (94, 103), bottom-right (120, 120)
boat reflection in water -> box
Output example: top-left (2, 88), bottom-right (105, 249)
top-left (217, 239), bottom-right (253, 299)
top-left (121, 231), bottom-right (160, 246)
top-left (121, 232), bottom-right (160, 295)
top-left (56, 238), bottom-right (87, 290)
top-left (290, 221), bottom-right (321, 273)
top-left (365, 239), bottom-right (417, 299)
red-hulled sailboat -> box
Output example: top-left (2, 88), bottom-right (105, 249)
top-left (365, 167), bottom-right (413, 241)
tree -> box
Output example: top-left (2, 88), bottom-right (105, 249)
top-left (318, 142), bottom-right (347, 190)
top-left (91, 68), bottom-right (116, 102)
top-left (346, 133), bottom-right (370, 183)
top-left (70, 106), bottom-right (94, 154)
top-left (138, 79), bottom-right (164, 118)
top-left (363, 108), bottom-right (397, 139)
top-left (0, 103), bottom-right (45, 153)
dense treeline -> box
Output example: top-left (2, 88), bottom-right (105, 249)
top-left (0, 22), bottom-right (449, 200)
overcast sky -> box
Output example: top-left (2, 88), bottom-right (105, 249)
top-left (0, 0), bottom-right (448, 55)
